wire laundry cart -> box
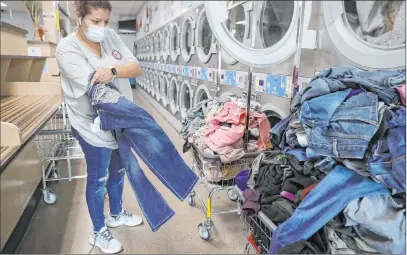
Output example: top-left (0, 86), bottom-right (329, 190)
top-left (34, 102), bottom-right (85, 204)
top-left (236, 186), bottom-right (277, 254)
top-left (187, 143), bottom-right (260, 240)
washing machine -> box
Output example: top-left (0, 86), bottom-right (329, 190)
top-left (316, 1), bottom-right (405, 72)
top-left (205, 1), bottom-right (318, 128)
top-left (155, 30), bottom-right (162, 63)
top-left (154, 69), bottom-right (161, 102)
top-left (160, 71), bottom-right (170, 108)
top-left (161, 26), bottom-right (171, 63)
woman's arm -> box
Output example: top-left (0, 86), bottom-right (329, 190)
top-left (91, 29), bottom-right (142, 85)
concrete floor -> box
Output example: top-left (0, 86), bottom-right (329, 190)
top-left (16, 89), bottom-right (249, 254)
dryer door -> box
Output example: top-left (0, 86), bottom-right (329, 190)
top-left (181, 16), bottom-right (196, 63)
top-left (162, 74), bottom-right (170, 107)
top-left (150, 71), bottom-right (156, 97)
top-left (155, 31), bottom-right (162, 61)
top-left (162, 27), bottom-right (170, 62)
top-left (205, 1), bottom-right (310, 68)
top-left (194, 84), bottom-right (212, 106)
top-left (169, 77), bottom-right (180, 114)
top-left (323, 1), bottom-right (405, 70)
top-left (150, 35), bottom-right (155, 61)
top-left (170, 22), bottom-right (181, 62)
top-left (180, 80), bottom-right (194, 120)
top-left (195, 9), bottom-right (218, 64)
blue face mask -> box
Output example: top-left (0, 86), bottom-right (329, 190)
top-left (81, 18), bottom-right (107, 43)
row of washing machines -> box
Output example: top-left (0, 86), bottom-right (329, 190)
top-left (133, 1), bottom-right (406, 131)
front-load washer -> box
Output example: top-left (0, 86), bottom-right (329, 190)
top-left (160, 72), bottom-right (171, 109)
top-left (154, 70), bottom-right (161, 102)
top-left (179, 75), bottom-right (195, 121)
top-left (149, 69), bottom-right (156, 98)
top-left (150, 34), bottom-right (156, 62)
top-left (155, 30), bottom-right (162, 62)
top-left (316, 1), bottom-right (405, 72)
top-left (179, 7), bottom-right (198, 66)
top-left (161, 26), bottom-right (171, 63)
top-left (168, 74), bottom-right (181, 120)
top-left (205, 1), bottom-right (316, 128)
top-left (169, 20), bottom-right (181, 64)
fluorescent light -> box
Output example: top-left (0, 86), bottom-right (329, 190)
top-left (1, 2), bottom-right (7, 7)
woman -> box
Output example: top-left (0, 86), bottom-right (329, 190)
top-left (56, 1), bottom-right (143, 253)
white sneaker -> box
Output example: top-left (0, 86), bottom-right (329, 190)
top-left (89, 226), bottom-right (123, 254)
top-left (106, 210), bottom-right (143, 228)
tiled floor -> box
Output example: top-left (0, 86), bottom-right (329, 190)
top-left (16, 89), bottom-right (248, 254)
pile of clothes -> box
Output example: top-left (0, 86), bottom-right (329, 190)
top-left (241, 67), bottom-right (406, 254)
top-left (181, 95), bottom-right (272, 180)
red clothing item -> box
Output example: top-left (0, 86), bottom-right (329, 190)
top-left (301, 183), bottom-right (318, 200)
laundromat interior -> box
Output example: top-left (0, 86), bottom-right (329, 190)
top-left (0, 0), bottom-right (406, 254)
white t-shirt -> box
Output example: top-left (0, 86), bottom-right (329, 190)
top-left (56, 28), bottom-right (138, 149)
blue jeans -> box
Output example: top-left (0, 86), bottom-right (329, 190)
top-left (72, 128), bottom-right (124, 232)
top-left (92, 96), bottom-right (199, 232)
top-left (269, 165), bottom-right (388, 254)
top-left (300, 89), bottom-right (379, 159)
top-left (291, 66), bottom-right (405, 112)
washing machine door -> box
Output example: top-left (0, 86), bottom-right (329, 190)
top-left (181, 15), bottom-right (196, 63)
top-left (323, 1), bottom-right (405, 70)
top-left (205, 1), bottom-right (309, 68)
top-left (180, 80), bottom-right (194, 120)
top-left (150, 35), bottom-right (156, 61)
top-left (155, 31), bottom-right (162, 61)
top-left (161, 74), bottom-right (170, 107)
top-left (194, 84), bottom-right (212, 106)
top-left (154, 71), bottom-right (161, 102)
top-left (162, 27), bottom-right (170, 61)
top-left (195, 9), bottom-right (218, 64)
top-left (261, 104), bottom-right (288, 129)
top-left (150, 71), bottom-right (156, 97)
top-left (169, 77), bottom-right (180, 114)
top-left (170, 22), bottom-right (181, 62)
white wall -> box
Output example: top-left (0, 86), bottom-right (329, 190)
top-left (134, 1), bottom-right (203, 41)
top-left (0, 10), bottom-right (36, 40)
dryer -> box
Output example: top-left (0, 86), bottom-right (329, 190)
top-left (317, 1), bottom-right (405, 72)
top-left (150, 34), bottom-right (156, 62)
top-left (160, 71), bottom-right (171, 109)
top-left (154, 69), bottom-right (161, 102)
top-left (205, 1), bottom-right (317, 128)
top-left (193, 5), bottom-right (219, 107)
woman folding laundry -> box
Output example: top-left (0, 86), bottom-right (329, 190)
top-left (56, 1), bottom-right (197, 253)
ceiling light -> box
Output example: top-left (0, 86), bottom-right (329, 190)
top-left (1, 2), bottom-right (7, 7)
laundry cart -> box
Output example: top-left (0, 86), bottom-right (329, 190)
top-left (236, 186), bottom-right (277, 254)
top-left (34, 102), bottom-right (85, 204)
top-left (188, 143), bottom-right (260, 240)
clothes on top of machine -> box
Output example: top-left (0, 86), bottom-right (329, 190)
top-left (396, 84), bottom-right (406, 105)
top-left (300, 89), bottom-right (380, 159)
top-left (291, 67), bottom-right (405, 112)
top-left (269, 165), bottom-right (388, 254)
top-left (345, 1), bottom-right (406, 47)
top-left (343, 194), bottom-right (406, 254)
top-left (367, 105), bottom-right (406, 193)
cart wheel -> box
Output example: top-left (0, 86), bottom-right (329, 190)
top-left (198, 223), bottom-right (212, 241)
top-left (187, 195), bottom-right (195, 206)
top-left (43, 190), bottom-right (57, 205)
top-left (227, 188), bottom-right (238, 202)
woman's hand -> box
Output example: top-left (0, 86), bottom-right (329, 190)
top-left (90, 67), bottom-right (113, 85)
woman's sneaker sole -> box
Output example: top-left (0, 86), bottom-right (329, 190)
top-left (88, 236), bottom-right (123, 254)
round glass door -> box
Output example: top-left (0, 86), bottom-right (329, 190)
top-left (146, 37), bottom-right (151, 61)
top-left (194, 84), bottom-right (212, 106)
top-left (169, 77), bottom-right (179, 114)
top-left (150, 36), bottom-right (155, 61)
top-left (196, 9), bottom-right (217, 64)
top-left (180, 80), bottom-right (193, 120)
top-left (181, 16), bottom-right (196, 63)
top-left (170, 23), bottom-right (181, 62)
top-left (205, 1), bottom-right (304, 68)
top-left (323, 1), bottom-right (405, 69)
top-left (150, 71), bottom-right (155, 97)
top-left (161, 75), bottom-right (169, 107)
top-left (154, 72), bottom-right (161, 102)
top-left (155, 31), bottom-right (162, 61)
top-left (146, 70), bottom-right (151, 93)
top-left (162, 27), bottom-right (170, 61)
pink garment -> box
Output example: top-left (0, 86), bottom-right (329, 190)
top-left (396, 85), bottom-right (406, 105)
top-left (203, 101), bottom-right (271, 151)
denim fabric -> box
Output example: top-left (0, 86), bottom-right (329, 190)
top-left (343, 194), bottom-right (406, 254)
top-left (270, 114), bottom-right (291, 149)
top-left (368, 106), bottom-right (406, 193)
top-left (72, 128), bottom-right (124, 232)
top-left (291, 66), bottom-right (405, 112)
top-left (269, 165), bottom-right (388, 254)
top-left (91, 95), bottom-right (199, 231)
top-left (300, 89), bottom-right (379, 159)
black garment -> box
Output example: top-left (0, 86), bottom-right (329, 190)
top-left (276, 228), bottom-right (329, 254)
top-left (261, 198), bottom-right (294, 224)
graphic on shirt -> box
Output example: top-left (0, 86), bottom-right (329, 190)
top-left (112, 49), bottom-right (122, 60)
